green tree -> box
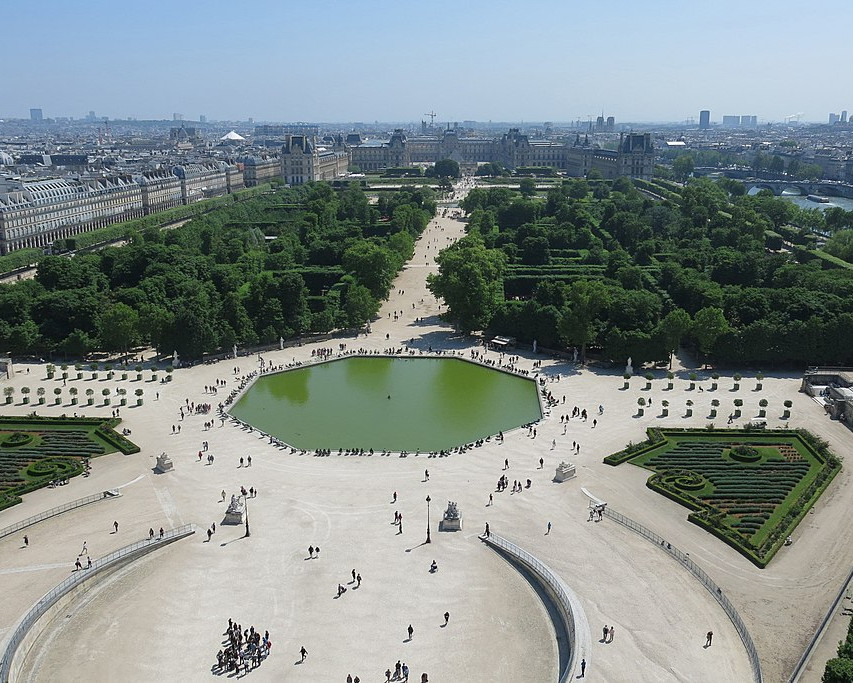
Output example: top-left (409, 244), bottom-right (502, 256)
top-left (672, 154), bottom-right (695, 181)
top-left (519, 178), bottom-right (537, 197)
top-left (97, 303), bottom-right (139, 352)
top-left (344, 284), bottom-right (378, 327)
top-left (558, 280), bottom-right (611, 363)
top-left (693, 307), bottom-right (730, 360)
top-left (433, 159), bottom-right (460, 179)
top-left (342, 242), bottom-right (396, 298)
top-left (427, 234), bottom-right (507, 333)
top-left (656, 308), bottom-right (692, 367)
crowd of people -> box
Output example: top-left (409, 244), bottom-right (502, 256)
top-left (214, 619), bottom-right (272, 675)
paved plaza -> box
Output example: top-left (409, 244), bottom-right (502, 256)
top-left (2, 183), bottom-right (853, 682)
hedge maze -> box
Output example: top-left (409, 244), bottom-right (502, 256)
top-left (605, 428), bottom-right (840, 567)
top-left (0, 416), bottom-right (139, 512)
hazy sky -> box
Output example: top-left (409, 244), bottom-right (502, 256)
top-left (4, 0), bottom-right (852, 124)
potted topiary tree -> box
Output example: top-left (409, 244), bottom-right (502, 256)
top-left (117, 388), bottom-right (127, 406)
top-left (644, 372), bottom-right (653, 390)
top-left (90, 363), bottom-right (98, 380)
top-left (622, 373), bottom-right (631, 390)
top-left (37, 387), bottom-right (45, 405)
top-left (733, 398), bottom-right (743, 418)
top-left (151, 368), bottom-right (158, 382)
top-left (46, 363), bottom-right (56, 380)
top-left (102, 388), bottom-right (111, 405)
top-left (666, 371), bottom-right (674, 390)
top-left (20, 386), bottom-right (30, 404)
top-left (135, 388), bottom-right (144, 406)
top-left (755, 372), bottom-right (764, 391)
top-left (710, 398), bottom-right (719, 418)
top-left (69, 387), bottom-right (78, 405)
top-left (4, 386), bottom-right (14, 404)
top-left (758, 398), bottom-right (768, 417)
top-left (685, 399), bottom-right (694, 417)
top-left (86, 388), bottom-right (94, 406)
top-left (135, 364), bottom-right (143, 381)
top-left (661, 399), bottom-right (669, 417)
top-left (166, 366), bottom-right (174, 382)
top-left (689, 372), bottom-right (697, 390)
top-left (637, 397), bottom-right (646, 416)
top-left (105, 364), bottom-right (114, 380)
top-left (53, 387), bottom-right (62, 405)
top-left (61, 364), bottom-right (69, 380)
top-left (783, 400), bottom-right (792, 420)
top-left (733, 373), bottom-right (742, 391)
top-left (711, 373), bottom-right (719, 391)
top-left (75, 363), bottom-right (83, 379)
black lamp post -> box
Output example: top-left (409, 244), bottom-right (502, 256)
top-left (244, 493), bottom-right (250, 537)
top-left (425, 495), bottom-right (431, 544)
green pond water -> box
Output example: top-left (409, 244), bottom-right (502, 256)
top-left (230, 357), bottom-right (541, 451)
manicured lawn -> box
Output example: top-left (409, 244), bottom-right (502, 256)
top-left (0, 416), bottom-right (139, 512)
top-left (605, 428), bottom-right (840, 567)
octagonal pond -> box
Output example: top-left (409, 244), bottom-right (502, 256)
top-left (229, 357), bottom-right (541, 451)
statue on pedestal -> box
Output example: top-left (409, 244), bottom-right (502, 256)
top-left (625, 357), bottom-right (633, 376)
top-left (440, 500), bottom-right (462, 531)
top-left (223, 493), bottom-right (245, 525)
top-left (279, 336), bottom-right (284, 351)
top-left (233, 344), bottom-right (238, 360)
top-left (154, 452), bottom-right (174, 473)
top-left (554, 461), bottom-right (576, 483)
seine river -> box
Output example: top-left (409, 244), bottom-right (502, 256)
top-left (780, 193), bottom-right (853, 212)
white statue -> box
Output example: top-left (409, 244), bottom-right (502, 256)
top-left (172, 350), bottom-right (179, 368)
top-left (233, 344), bottom-right (238, 359)
top-left (279, 336), bottom-right (284, 351)
top-left (572, 347), bottom-right (578, 363)
top-left (626, 357), bottom-right (633, 375)
top-left (533, 339), bottom-right (538, 354)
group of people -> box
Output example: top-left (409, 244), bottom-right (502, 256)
top-left (214, 620), bottom-right (271, 675)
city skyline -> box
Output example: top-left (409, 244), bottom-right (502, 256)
top-left (3, 0), bottom-right (852, 124)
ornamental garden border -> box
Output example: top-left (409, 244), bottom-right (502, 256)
top-left (0, 416), bottom-right (139, 512)
top-left (604, 427), bottom-right (841, 568)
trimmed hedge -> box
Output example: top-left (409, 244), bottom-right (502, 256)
top-left (604, 427), bottom-right (841, 568)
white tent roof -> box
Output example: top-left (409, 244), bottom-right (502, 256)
top-left (220, 130), bottom-right (246, 141)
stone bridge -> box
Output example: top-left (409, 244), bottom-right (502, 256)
top-left (741, 180), bottom-right (853, 198)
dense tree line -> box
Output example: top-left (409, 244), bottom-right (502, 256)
top-left (429, 176), bottom-right (853, 367)
top-left (0, 182), bottom-right (434, 359)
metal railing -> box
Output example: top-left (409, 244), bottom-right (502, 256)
top-left (603, 507), bottom-right (762, 683)
top-left (0, 490), bottom-right (120, 541)
top-left (0, 524), bottom-right (194, 683)
top-left (787, 563), bottom-right (853, 682)
top-left (484, 532), bottom-right (588, 683)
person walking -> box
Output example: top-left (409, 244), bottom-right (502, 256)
top-left (23, 535), bottom-right (28, 547)
top-left (444, 611), bottom-right (450, 626)
top-left (299, 645), bottom-right (307, 662)
top-left (407, 624), bottom-right (414, 640)
top-left (484, 523), bottom-right (490, 538)
top-left (608, 625), bottom-right (615, 643)
top-left (113, 521), bottom-right (119, 533)
top-left (546, 521), bottom-right (552, 535)
top-left (705, 630), bottom-right (713, 647)
top-left (580, 658), bottom-right (586, 677)
top-left (602, 625), bottom-right (608, 642)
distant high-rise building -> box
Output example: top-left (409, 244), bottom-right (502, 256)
top-left (173, 113), bottom-right (183, 121)
top-left (29, 108), bottom-right (43, 122)
top-left (722, 115), bottom-right (740, 127)
top-left (87, 111), bottom-right (96, 121)
top-left (740, 115), bottom-right (757, 127)
top-left (199, 115), bottom-right (207, 124)
top-left (841, 111), bottom-right (848, 124)
top-left (606, 116), bottom-right (615, 131)
top-left (829, 113), bottom-right (840, 124)
top-left (699, 110), bottom-right (710, 129)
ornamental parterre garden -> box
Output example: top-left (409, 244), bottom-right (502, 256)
top-left (0, 416), bottom-right (139, 511)
top-left (605, 428), bottom-right (841, 567)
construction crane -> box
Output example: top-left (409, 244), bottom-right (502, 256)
top-left (425, 111), bottom-right (437, 126)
